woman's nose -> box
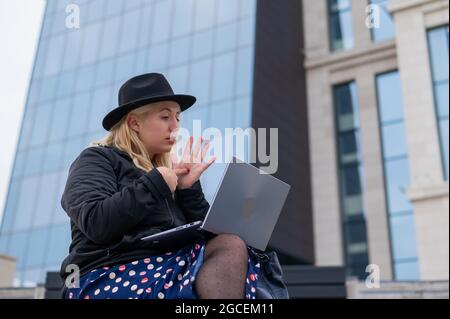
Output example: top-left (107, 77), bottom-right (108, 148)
top-left (169, 118), bottom-right (179, 130)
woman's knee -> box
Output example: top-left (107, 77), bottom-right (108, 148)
top-left (205, 233), bottom-right (248, 259)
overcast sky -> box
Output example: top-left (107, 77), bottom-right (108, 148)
top-left (0, 0), bottom-right (45, 223)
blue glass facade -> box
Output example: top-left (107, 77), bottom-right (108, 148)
top-left (369, 0), bottom-right (395, 42)
top-left (427, 26), bottom-right (449, 180)
top-left (0, 0), bottom-right (256, 286)
top-left (376, 71), bottom-right (419, 280)
top-left (333, 81), bottom-right (370, 279)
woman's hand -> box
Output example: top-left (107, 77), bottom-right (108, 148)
top-left (171, 136), bottom-right (216, 190)
top-left (156, 166), bottom-right (188, 193)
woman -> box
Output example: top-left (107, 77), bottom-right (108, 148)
top-left (60, 73), bottom-right (260, 299)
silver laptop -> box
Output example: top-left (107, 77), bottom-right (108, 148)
top-left (141, 156), bottom-right (291, 251)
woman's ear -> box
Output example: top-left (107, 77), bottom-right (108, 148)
top-left (127, 114), bottom-right (140, 133)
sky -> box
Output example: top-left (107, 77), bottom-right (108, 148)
top-left (0, 0), bottom-right (46, 223)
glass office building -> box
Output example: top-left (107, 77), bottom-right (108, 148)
top-left (323, 0), bottom-right (425, 281)
top-left (0, 0), bottom-right (257, 286)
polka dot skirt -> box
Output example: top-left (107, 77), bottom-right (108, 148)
top-left (65, 239), bottom-right (260, 299)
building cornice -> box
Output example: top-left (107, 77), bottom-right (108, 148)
top-left (407, 181), bottom-right (450, 202)
top-left (304, 40), bottom-right (397, 71)
top-left (389, 0), bottom-right (449, 14)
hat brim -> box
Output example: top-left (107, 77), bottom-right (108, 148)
top-left (102, 94), bottom-right (196, 131)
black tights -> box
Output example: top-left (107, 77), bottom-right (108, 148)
top-left (194, 234), bottom-right (248, 299)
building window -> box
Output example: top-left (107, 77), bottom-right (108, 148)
top-left (427, 26), bottom-right (449, 180)
top-left (333, 81), bottom-right (369, 279)
top-left (369, 0), bottom-right (395, 42)
top-left (328, 0), bottom-right (354, 51)
top-left (376, 71), bottom-right (420, 280)
top-left (0, 0), bottom-right (259, 288)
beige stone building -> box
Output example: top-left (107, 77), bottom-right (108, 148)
top-left (302, 0), bottom-right (448, 281)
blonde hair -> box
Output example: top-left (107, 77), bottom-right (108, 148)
top-left (89, 104), bottom-right (172, 172)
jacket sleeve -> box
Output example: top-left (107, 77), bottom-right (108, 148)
top-left (175, 179), bottom-right (210, 223)
top-left (60, 147), bottom-right (172, 246)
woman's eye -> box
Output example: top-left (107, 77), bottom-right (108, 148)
top-left (161, 115), bottom-right (179, 122)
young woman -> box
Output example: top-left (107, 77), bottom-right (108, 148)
top-left (59, 73), bottom-right (260, 299)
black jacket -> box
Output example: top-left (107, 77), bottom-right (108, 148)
top-left (59, 144), bottom-right (210, 296)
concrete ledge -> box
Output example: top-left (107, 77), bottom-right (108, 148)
top-left (407, 181), bottom-right (449, 202)
top-left (0, 287), bottom-right (45, 299)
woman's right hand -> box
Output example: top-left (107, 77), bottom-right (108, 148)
top-left (156, 167), bottom-right (188, 193)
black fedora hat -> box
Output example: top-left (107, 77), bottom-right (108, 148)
top-left (102, 73), bottom-right (196, 131)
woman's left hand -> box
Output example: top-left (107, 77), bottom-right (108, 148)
top-left (171, 136), bottom-right (216, 189)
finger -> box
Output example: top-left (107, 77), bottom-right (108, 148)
top-left (200, 141), bottom-right (210, 162)
top-left (202, 156), bottom-right (216, 170)
top-left (182, 135), bottom-right (194, 163)
top-left (173, 168), bottom-right (189, 175)
top-left (192, 136), bottom-right (203, 163)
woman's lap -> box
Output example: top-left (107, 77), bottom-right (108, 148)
top-left (66, 239), bottom-right (260, 299)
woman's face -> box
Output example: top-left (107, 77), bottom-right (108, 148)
top-left (128, 101), bottom-right (181, 158)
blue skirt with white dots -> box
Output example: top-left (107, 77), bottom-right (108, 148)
top-left (65, 238), bottom-right (260, 299)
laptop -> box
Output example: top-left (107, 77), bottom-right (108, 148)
top-left (141, 156), bottom-right (291, 251)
